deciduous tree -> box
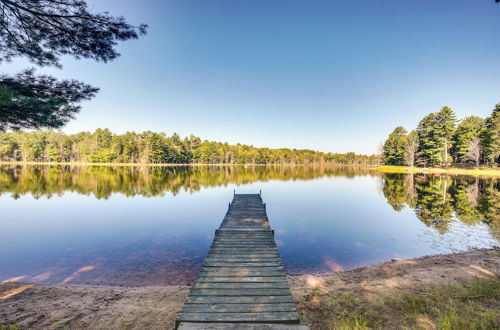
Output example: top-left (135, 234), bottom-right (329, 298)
top-left (467, 137), bottom-right (481, 166)
top-left (404, 130), bottom-right (418, 167)
top-left (451, 116), bottom-right (484, 164)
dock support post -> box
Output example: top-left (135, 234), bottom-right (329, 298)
top-left (259, 189), bottom-right (262, 196)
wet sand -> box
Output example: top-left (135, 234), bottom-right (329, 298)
top-left (1, 248), bottom-right (498, 329)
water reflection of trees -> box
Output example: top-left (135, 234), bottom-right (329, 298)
top-left (381, 173), bottom-right (499, 236)
top-left (0, 165), bottom-right (375, 199)
top-left (1, 165), bottom-right (497, 236)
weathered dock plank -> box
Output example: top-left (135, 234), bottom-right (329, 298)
top-left (185, 296), bottom-right (295, 305)
top-left (181, 303), bottom-right (297, 313)
top-left (177, 312), bottom-right (300, 322)
top-left (197, 269), bottom-right (286, 277)
top-left (192, 282), bottom-right (290, 289)
top-left (196, 276), bottom-right (287, 283)
top-left (188, 289), bottom-right (292, 296)
top-left (176, 193), bottom-right (304, 328)
top-left (178, 323), bottom-right (309, 330)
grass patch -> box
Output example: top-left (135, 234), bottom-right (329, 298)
top-left (298, 278), bottom-right (500, 329)
top-left (0, 326), bottom-right (20, 330)
top-left (376, 165), bottom-right (500, 177)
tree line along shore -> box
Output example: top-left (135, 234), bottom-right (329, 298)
top-left (382, 104), bottom-right (500, 168)
top-left (0, 103), bottom-right (498, 170)
top-left (0, 130), bottom-right (378, 165)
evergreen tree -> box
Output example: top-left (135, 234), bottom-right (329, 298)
top-left (481, 104), bottom-right (500, 166)
top-left (416, 113), bottom-right (440, 166)
top-left (383, 126), bottom-right (407, 165)
top-left (416, 107), bottom-right (458, 167)
top-left (435, 106), bottom-right (458, 167)
top-left (451, 116), bottom-right (485, 164)
top-left (0, 0), bottom-right (147, 130)
top-left (0, 70), bottom-right (98, 130)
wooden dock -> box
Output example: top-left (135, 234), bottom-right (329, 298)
top-left (177, 193), bottom-right (306, 329)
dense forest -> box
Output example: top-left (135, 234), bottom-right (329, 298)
top-left (0, 130), bottom-right (378, 165)
top-left (382, 104), bottom-right (500, 167)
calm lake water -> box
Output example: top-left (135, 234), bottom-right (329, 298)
top-left (0, 165), bottom-right (498, 286)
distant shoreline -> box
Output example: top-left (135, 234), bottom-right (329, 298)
top-left (0, 161), bottom-right (355, 167)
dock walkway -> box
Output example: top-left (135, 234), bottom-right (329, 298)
top-left (177, 193), bottom-right (305, 329)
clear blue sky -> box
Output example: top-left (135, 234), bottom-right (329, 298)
top-left (4, 0), bottom-right (500, 154)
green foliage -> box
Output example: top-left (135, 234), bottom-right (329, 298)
top-left (435, 106), bottom-right (459, 166)
top-left (416, 112), bottom-right (442, 166)
top-left (383, 126), bottom-right (407, 165)
top-left (416, 106), bottom-right (458, 167)
top-left (0, 0), bottom-right (147, 67)
top-left (452, 116), bottom-right (485, 164)
top-left (385, 104), bottom-right (499, 167)
top-left (0, 70), bottom-right (98, 130)
top-left (481, 104), bottom-right (500, 166)
top-left (0, 326), bottom-right (20, 330)
top-left (0, 0), bottom-right (146, 130)
top-left (0, 130), bottom-right (379, 165)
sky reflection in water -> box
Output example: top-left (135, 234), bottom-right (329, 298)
top-left (0, 166), bottom-right (498, 286)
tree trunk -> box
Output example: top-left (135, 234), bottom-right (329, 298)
top-left (444, 138), bottom-right (448, 167)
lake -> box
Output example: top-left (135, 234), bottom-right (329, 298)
top-left (0, 165), bottom-right (498, 286)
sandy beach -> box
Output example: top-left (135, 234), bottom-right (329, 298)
top-left (1, 248), bottom-right (498, 329)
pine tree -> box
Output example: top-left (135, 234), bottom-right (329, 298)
top-left (481, 104), bottom-right (500, 166)
top-left (451, 116), bottom-right (485, 164)
top-left (435, 106), bottom-right (458, 167)
top-left (383, 126), bottom-right (407, 165)
top-left (416, 113), bottom-right (440, 166)
top-left (0, 0), bottom-right (147, 130)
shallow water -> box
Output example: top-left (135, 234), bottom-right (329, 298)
top-left (0, 165), bottom-right (498, 286)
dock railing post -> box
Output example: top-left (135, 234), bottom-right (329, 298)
top-left (233, 189), bottom-right (235, 196)
top-left (259, 189), bottom-right (262, 196)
